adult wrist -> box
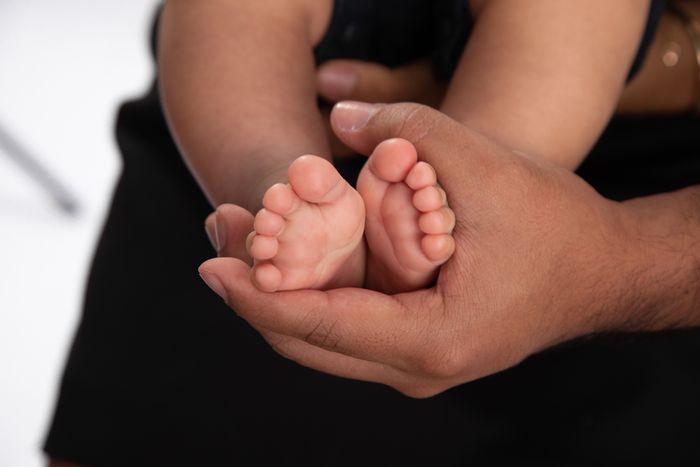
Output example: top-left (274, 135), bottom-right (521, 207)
top-left (608, 186), bottom-right (700, 333)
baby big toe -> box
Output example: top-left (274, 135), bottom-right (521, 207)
top-left (288, 155), bottom-right (347, 204)
top-left (369, 139), bottom-right (418, 183)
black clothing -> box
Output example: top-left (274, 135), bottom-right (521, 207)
top-left (45, 1), bottom-right (700, 466)
top-left (314, 0), bottom-right (665, 82)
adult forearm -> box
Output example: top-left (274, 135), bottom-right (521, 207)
top-left (609, 185), bottom-right (700, 332)
top-left (159, 0), bottom-right (331, 210)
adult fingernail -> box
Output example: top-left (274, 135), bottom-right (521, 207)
top-left (199, 268), bottom-right (227, 302)
top-left (205, 214), bottom-right (218, 251)
top-left (318, 68), bottom-right (357, 96)
top-left (332, 101), bottom-right (380, 132)
top-left (215, 211), bottom-right (227, 253)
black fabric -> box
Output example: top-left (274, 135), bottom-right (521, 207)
top-left (314, 0), bottom-right (434, 68)
top-left (314, 0), bottom-right (665, 83)
top-left (45, 1), bottom-right (700, 466)
top-left (630, 0), bottom-right (666, 79)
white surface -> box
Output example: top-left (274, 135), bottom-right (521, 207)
top-left (0, 1), bottom-right (160, 465)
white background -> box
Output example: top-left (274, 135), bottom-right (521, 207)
top-left (0, 1), bottom-right (160, 465)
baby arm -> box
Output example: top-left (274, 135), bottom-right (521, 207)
top-left (442, 0), bottom-right (651, 169)
top-left (158, 0), bottom-right (332, 211)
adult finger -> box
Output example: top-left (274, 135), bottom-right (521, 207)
top-left (330, 102), bottom-right (504, 200)
top-left (320, 105), bottom-right (355, 158)
top-left (259, 330), bottom-right (435, 397)
top-left (263, 330), bottom-right (446, 398)
top-left (198, 257), bottom-right (439, 367)
top-left (205, 213), bottom-right (218, 250)
top-left (317, 59), bottom-right (444, 107)
top-left (206, 204), bottom-right (254, 264)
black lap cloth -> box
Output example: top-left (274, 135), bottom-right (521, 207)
top-left (45, 1), bottom-right (700, 465)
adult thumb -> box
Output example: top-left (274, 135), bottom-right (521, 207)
top-left (330, 101), bottom-right (501, 188)
top-left (332, 102), bottom-right (480, 166)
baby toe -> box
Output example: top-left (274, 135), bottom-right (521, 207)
top-left (418, 207), bottom-right (456, 235)
top-left (421, 234), bottom-right (455, 263)
top-left (405, 161), bottom-right (437, 190)
top-left (252, 262), bottom-right (282, 293)
top-left (249, 234), bottom-right (279, 261)
top-left (437, 186), bottom-right (448, 206)
top-left (368, 138), bottom-right (417, 183)
top-left (288, 155), bottom-right (348, 204)
top-left (263, 183), bottom-right (301, 216)
top-left (254, 209), bottom-right (285, 236)
top-left (413, 186), bottom-right (444, 212)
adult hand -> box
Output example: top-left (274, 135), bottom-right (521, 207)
top-left (205, 204), bottom-right (254, 264)
top-left (317, 59), bottom-right (444, 157)
top-left (200, 102), bottom-right (697, 397)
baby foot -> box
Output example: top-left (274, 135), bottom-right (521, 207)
top-left (247, 155), bottom-right (366, 292)
top-left (357, 138), bottom-right (455, 293)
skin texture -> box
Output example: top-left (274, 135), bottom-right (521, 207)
top-left (246, 155), bottom-right (368, 292)
top-left (160, 0), bottom-right (652, 206)
top-left (159, 0), bottom-right (334, 211)
top-left (161, 0), bottom-right (650, 207)
top-left (160, 0), bottom-right (455, 293)
top-left (441, 0), bottom-right (650, 169)
top-left (358, 139), bottom-right (455, 293)
top-left (200, 102), bottom-right (700, 398)
top-left (246, 142), bottom-right (455, 293)
top-left (48, 4), bottom-right (700, 466)
top-left (318, 0), bottom-right (652, 168)
top-left (318, 5), bottom-right (700, 154)
top-left (161, 0), bottom-right (649, 295)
